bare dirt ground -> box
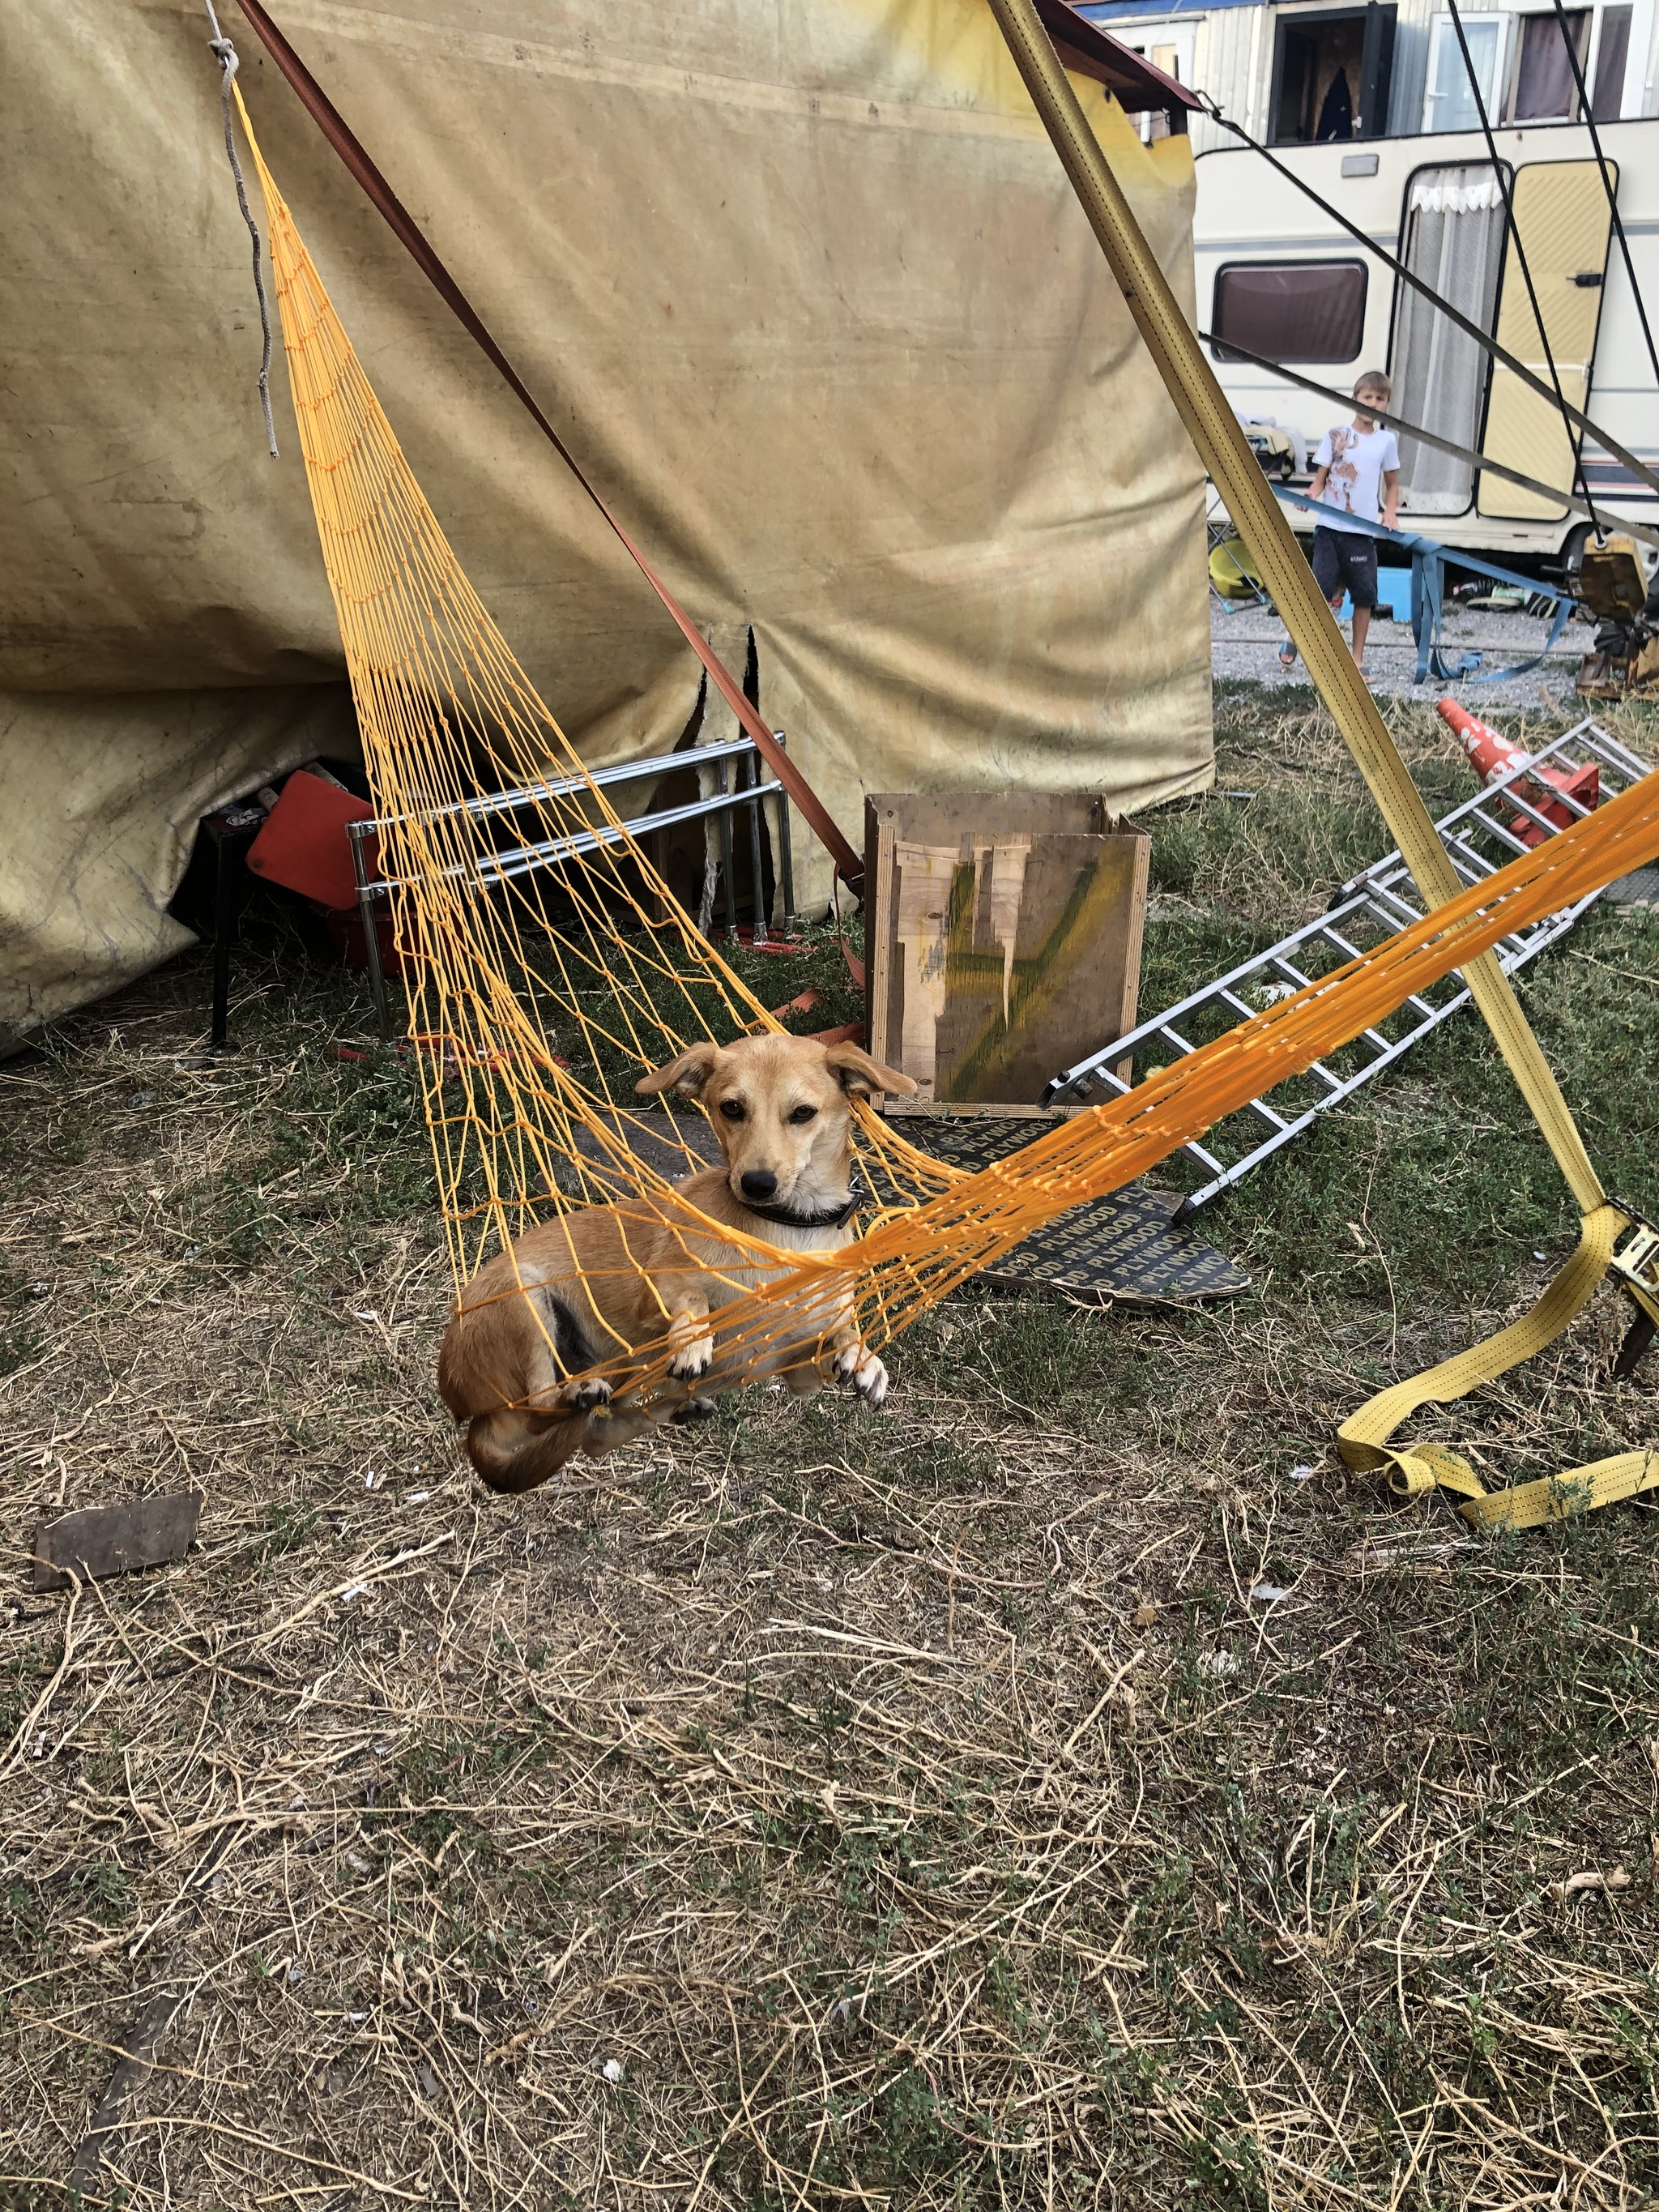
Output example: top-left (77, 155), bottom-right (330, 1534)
top-left (3, 689), bottom-right (1658, 2210)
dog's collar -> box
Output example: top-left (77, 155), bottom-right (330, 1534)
top-left (740, 1172), bottom-right (866, 1232)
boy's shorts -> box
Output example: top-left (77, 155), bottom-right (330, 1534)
top-left (1311, 526), bottom-right (1380, 610)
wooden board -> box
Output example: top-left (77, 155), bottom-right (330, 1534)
top-left (864, 794), bottom-right (1148, 1105)
top-left (32, 1492), bottom-right (203, 1593)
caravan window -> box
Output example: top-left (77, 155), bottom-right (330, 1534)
top-left (1422, 13), bottom-right (1510, 130)
top-left (1267, 4), bottom-right (1397, 141)
top-left (1593, 6), bottom-right (1632, 117)
top-left (1422, 6), bottom-right (1631, 128)
top-left (1116, 23), bottom-right (1196, 143)
top-left (1507, 9), bottom-right (1590, 117)
top-left (1211, 262), bottom-right (1368, 363)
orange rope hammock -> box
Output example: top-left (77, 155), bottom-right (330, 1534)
top-left (237, 92), bottom-right (1659, 1454)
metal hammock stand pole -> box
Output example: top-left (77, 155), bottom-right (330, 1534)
top-left (232, 0), bottom-right (864, 892)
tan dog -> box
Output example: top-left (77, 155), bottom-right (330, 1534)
top-left (437, 1034), bottom-right (916, 1492)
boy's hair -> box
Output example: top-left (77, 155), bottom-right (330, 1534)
top-left (1354, 369), bottom-right (1392, 401)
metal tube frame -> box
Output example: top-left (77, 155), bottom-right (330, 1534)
top-left (211, 833), bottom-right (239, 1051)
top-left (344, 734), bottom-right (796, 1038)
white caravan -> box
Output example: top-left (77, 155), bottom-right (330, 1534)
top-left (1078, 0), bottom-right (1659, 565)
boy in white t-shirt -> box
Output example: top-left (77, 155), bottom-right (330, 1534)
top-left (1277, 372), bottom-right (1401, 673)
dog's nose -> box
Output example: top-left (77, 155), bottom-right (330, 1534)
top-left (740, 1170), bottom-right (778, 1202)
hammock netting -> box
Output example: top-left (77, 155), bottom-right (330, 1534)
top-left (243, 100), bottom-right (1659, 1426)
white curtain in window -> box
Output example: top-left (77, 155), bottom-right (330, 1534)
top-left (1392, 166), bottom-right (1507, 511)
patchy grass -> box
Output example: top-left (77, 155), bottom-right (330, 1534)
top-left (0, 691), bottom-right (1657, 2210)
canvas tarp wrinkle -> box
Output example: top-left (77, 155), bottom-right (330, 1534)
top-left (0, 0), bottom-right (1210, 1028)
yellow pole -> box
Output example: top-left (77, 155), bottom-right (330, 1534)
top-left (984, 0), bottom-right (1602, 1211)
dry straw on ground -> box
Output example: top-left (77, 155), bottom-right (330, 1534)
top-left (2, 692), bottom-right (1657, 2209)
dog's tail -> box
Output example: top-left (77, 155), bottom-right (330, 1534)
top-left (463, 1411), bottom-right (579, 1493)
top-left (439, 1281), bottom-right (603, 1415)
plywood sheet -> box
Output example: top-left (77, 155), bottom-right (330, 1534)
top-left (864, 793), bottom-right (1148, 1104)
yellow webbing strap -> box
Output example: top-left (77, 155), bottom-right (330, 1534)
top-left (1380, 1440), bottom-right (1659, 1531)
top-left (1338, 1205), bottom-right (1647, 1526)
top-left (984, 0), bottom-right (1648, 1522)
top-left (1342, 1215), bottom-right (1659, 1524)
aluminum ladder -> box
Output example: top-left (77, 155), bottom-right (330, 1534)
top-left (1041, 718), bottom-right (1652, 1215)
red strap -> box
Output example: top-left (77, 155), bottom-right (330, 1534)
top-left (232, 0), bottom-right (864, 890)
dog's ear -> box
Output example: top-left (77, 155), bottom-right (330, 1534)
top-left (635, 1041), bottom-right (721, 1099)
top-left (823, 1041), bottom-right (918, 1098)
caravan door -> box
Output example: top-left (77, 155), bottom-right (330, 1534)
top-left (1392, 163), bottom-right (1508, 516)
top-left (1478, 159), bottom-right (1617, 520)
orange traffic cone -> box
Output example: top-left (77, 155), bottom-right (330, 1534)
top-left (1436, 697), bottom-right (1598, 848)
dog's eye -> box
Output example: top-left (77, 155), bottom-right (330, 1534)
top-left (788, 1104), bottom-right (818, 1125)
top-left (719, 1099), bottom-right (747, 1122)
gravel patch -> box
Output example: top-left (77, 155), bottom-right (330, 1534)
top-left (1211, 596), bottom-right (1591, 707)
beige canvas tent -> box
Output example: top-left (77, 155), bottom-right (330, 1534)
top-left (0, 0), bottom-right (1212, 1045)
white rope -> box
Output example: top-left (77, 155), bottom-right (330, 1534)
top-left (203, 0), bottom-right (279, 458)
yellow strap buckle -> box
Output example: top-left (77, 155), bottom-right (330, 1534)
top-left (1385, 1441), bottom-right (1659, 1531)
top-left (1610, 1215), bottom-right (1659, 1328)
top-left (1342, 1206), bottom-right (1658, 1533)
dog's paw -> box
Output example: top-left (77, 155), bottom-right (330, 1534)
top-left (565, 1377), bottom-right (612, 1412)
top-left (672, 1395), bottom-right (719, 1425)
top-left (667, 1337), bottom-right (714, 1382)
top-left (834, 1346), bottom-right (889, 1407)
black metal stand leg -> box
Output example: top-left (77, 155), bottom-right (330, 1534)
top-left (717, 759), bottom-right (736, 942)
top-left (359, 890), bottom-right (391, 1040)
top-left (746, 758), bottom-right (768, 945)
top-left (211, 835), bottom-right (237, 1052)
top-left (772, 732), bottom-right (795, 925)
top-left (1614, 1304), bottom-right (1657, 1381)
top-left (347, 821), bottom-right (393, 1040)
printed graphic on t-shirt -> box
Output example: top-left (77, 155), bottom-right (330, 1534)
top-left (1312, 424), bottom-right (1400, 527)
top-left (1324, 426), bottom-right (1362, 506)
